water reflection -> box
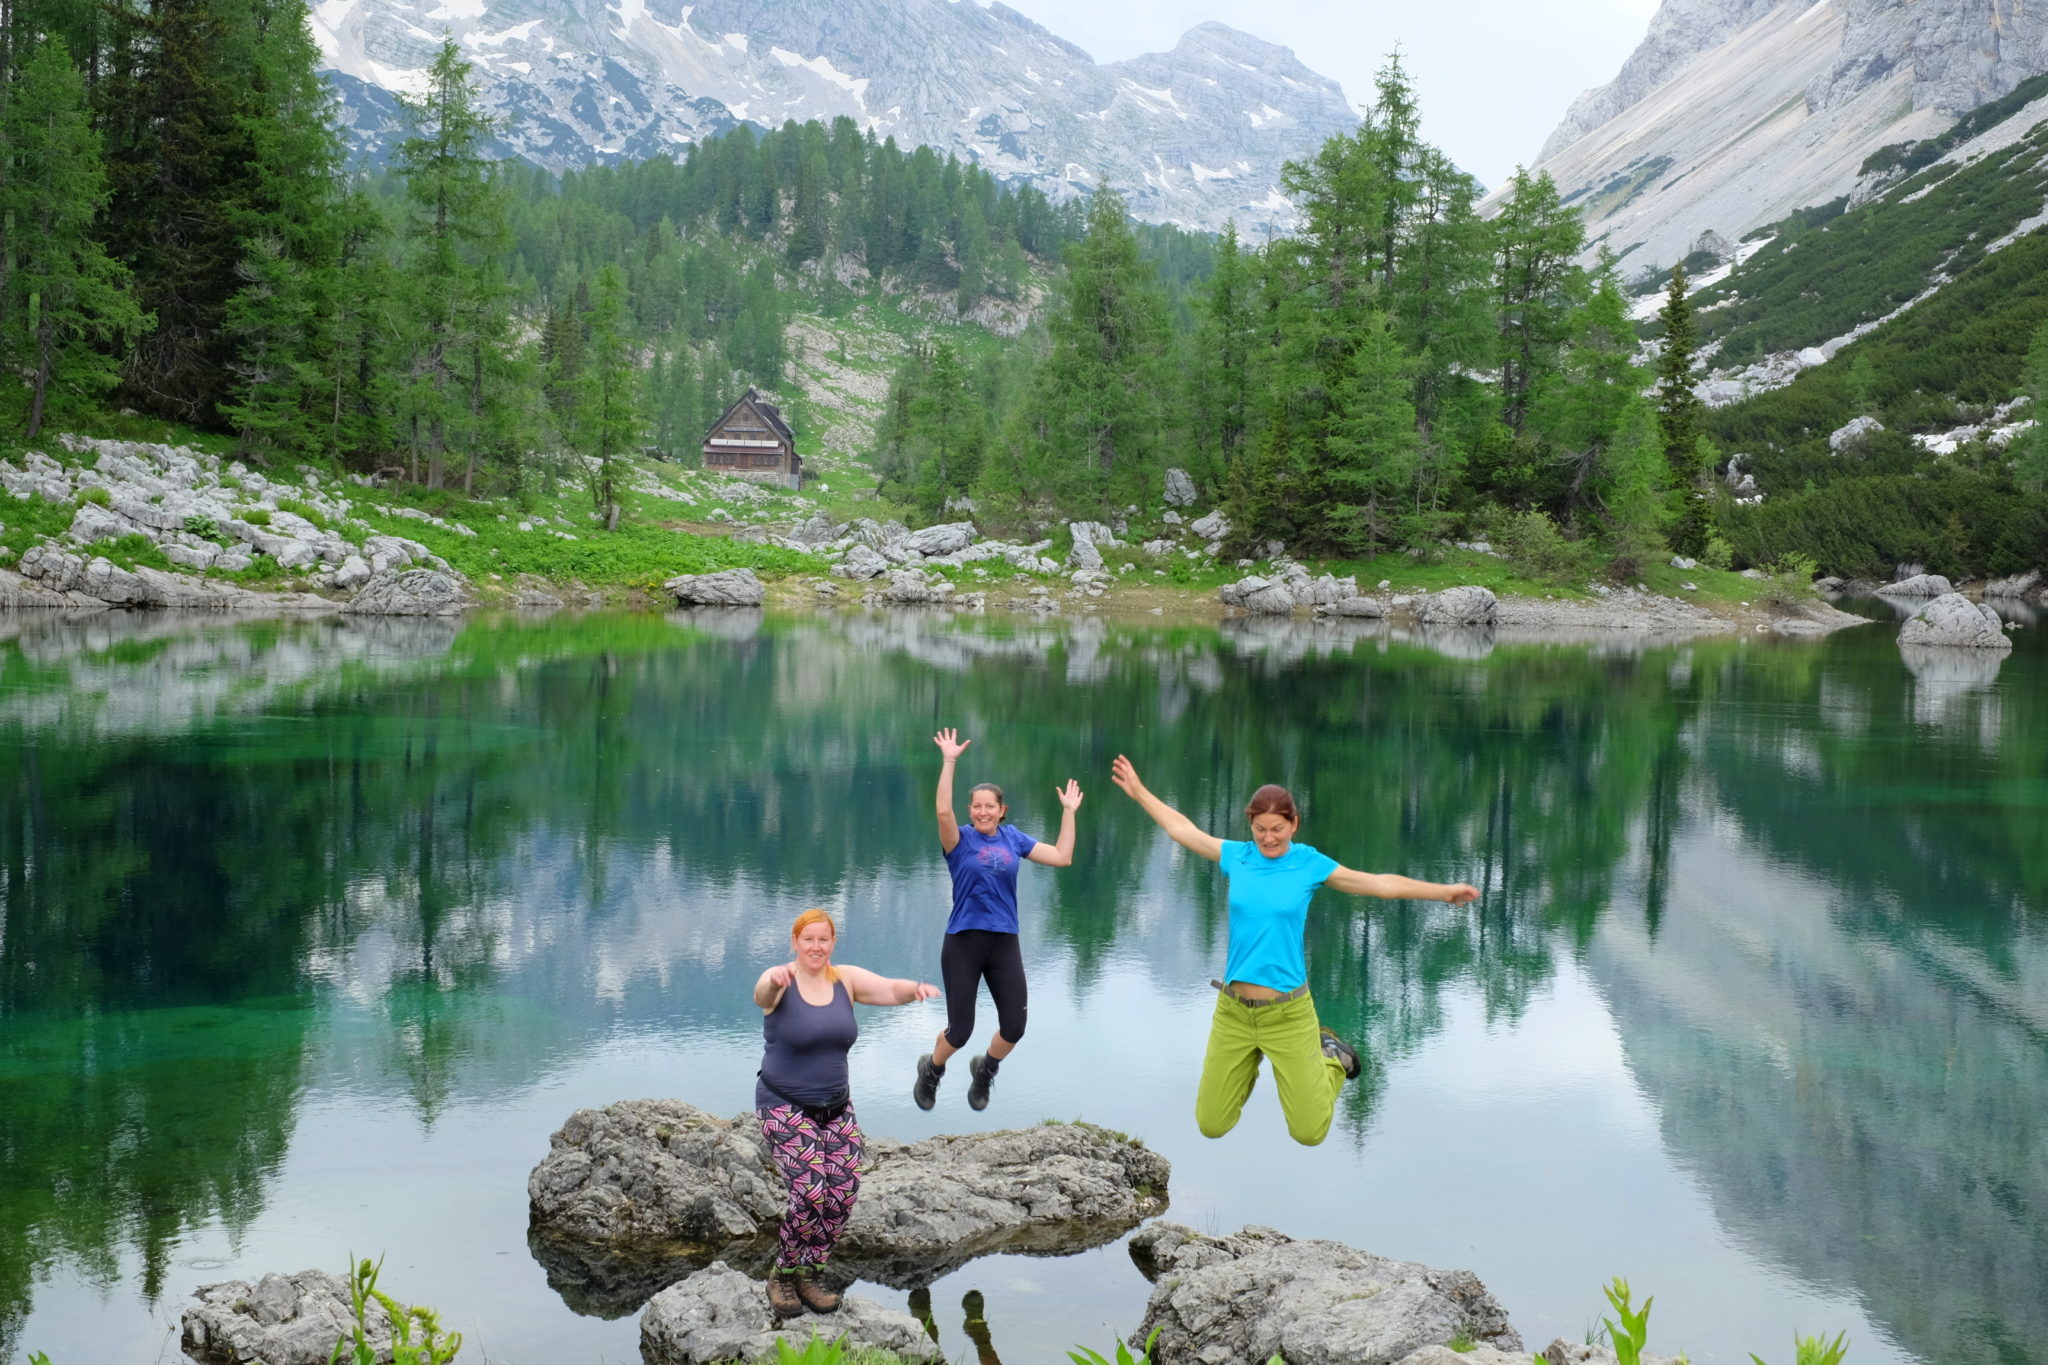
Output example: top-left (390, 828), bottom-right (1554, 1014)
top-left (0, 610), bottom-right (2041, 1365)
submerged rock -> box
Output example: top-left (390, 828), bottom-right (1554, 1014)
top-left (528, 1100), bottom-right (1168, 1315)
top-left (182, 1269), bottom-right (369, 1365)
top-left (1128, 1222), bottom-right (1522, 1365)
top-left (640, 1262), bottom-right (940, 1365)
top-left (1897, 592), bottom-right (2013, 650)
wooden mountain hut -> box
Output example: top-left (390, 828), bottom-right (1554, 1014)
top-left (702, 388), bottom-right (801, 489)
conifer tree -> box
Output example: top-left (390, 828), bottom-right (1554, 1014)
top-left (1535, 259), bottom-right (1647, 526)
top-left (1190, 223), bottom-right (1257, 487)
top-left (1655, 263), bottom-right (1711, 554)
top-left (908, 339), bottom-right (981, 516)
top-left (1490, 167), bottom-right (1587, 439)
top-left (576, 264), bottom-right (640, 526)
top-left (1, 37), bottom-right (148, 438)
top-left (1318, 309), bottom-right (1420, 556)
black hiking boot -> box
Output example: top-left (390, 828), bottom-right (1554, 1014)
top-left (766, 1271), bottom-right (803, 1318)
top-left (913, 1053), bottom-right (944, 1110)
top-left (966, 1053), bottom-right (999, 1111)
top-left (1319, 1026), bottom-right (1361, 1081)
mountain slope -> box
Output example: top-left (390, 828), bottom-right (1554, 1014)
top-left (1514, 0), bottom-right (2048, 270)
top-left (311, 0), bottom-right (1358, 231)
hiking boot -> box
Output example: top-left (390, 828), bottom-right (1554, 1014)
top-left (765, 1272), bottom-right (803, 1318)
top-left (1319, 1026), bottom-right (1361, 1080)
top-left (966, 1053), bottom-right (998, 1111)
top-left (792, 1270), bottom-right (841, 1314)
top-left (913, 1053), bottom-right (944, 1110)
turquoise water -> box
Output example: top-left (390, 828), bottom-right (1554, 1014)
top-left (0, 605), bottom-right (2042, 1365)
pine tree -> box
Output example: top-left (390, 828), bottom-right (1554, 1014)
top-left (1534, 259), bottom-right (1647, 526)
top-left (1318, 309), bottom-right (1420, 556)
top-left (1491, 167), bottom-right (1587, 439)
top-left (1600, 399), bottom-right (1669, 579)
top-left (908, 339), bottom-right (981, 516)
top-left (1, 37), bottom-right (149, 438)
top-left (576, 263), bottom-right (640, 526)
top-left (1190, 222), bottom-right (1257, 487)
top-left (1655, 263), bottom-right (1711, 554)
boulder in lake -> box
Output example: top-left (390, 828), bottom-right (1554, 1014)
top-left (640, 1263), bottom-right (939, 1365)
top-left (1876, 573), bottom-right (1953, 598)
top-left (664, 567), bottom-right (765, 608)
top-left (1897, 592), bottom-right (2013, 650)
top-left (1984, 568), bottom-right (2041, 598)
top-left (528, 1100), bottom-right (1168, 1314)
top-left (182, 1269), bottom-right (369, 1365)
top-left (344, 568), bottom-right (470, 616)
top-left (1128, 1222), bottom-right (1522, 1365)
top-left (1316, 596), bottom-right (1385, 619)
top-left (1219, 574), bottom-right (1296, 615)
top-left (1419, 585), bottom-right (1498, 625)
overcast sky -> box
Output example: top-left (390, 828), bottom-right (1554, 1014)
top-left (994, 0), bottom-right (1662, 189)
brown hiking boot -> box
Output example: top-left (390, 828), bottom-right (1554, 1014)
top-left (766, 1272), bottom-right (803, 1318)
top-left (792, 1271), bottom-right (841, 1314)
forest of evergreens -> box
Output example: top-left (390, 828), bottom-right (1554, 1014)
top-left (1, 0), bottom-right (2043, 578)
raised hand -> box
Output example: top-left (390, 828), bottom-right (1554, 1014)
top-left (934, 728), bottom-right (971, 762)
top-left (1444, 884), bottom-right (1481, 905)
top-left (1055, 778), bottom-right (1084, 812)
top-left (1109, 754), bottom-right (1144, 797)
top-left (768, 962), bottom-right (795, 988)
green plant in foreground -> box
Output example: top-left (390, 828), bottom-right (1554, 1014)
top-left (771, 1331), bottom-right (848, 1365)
top-left (1068, 1326), bottom-right (1164, 1365)
top-left (1446, 1327), bottom-right (1477, 1352)
top-left (1603, 1277), bottom-right (1653, 1365)
top-left (1753, 1330), bottom-right (1851, 1365)
top-left (328, 1255), bottom-right (462, 1365)
top-left (77, 485), bottom-right (111, 506)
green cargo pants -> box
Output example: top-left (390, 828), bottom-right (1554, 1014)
top-left (1193, 988), bottom-right (1347, 1147)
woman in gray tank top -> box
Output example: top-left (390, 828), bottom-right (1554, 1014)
top-left (751, 908), bottom-right (939, 1317)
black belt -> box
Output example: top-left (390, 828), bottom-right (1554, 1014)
top-left (758, 1070), bottom-right (850, 1123)
top-left (1211, 979), bottom-right (1309, 1008)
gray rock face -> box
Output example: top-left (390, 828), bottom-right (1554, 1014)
top-left (182, 1269), bottom-right (370, 1365)
top-left (1066, 523), bottom-right (1106, 571)
top-left (900, 522), bottom-right (978, 557)
top-left (1984, 568), bottom-right (2041, 598)
top-left (832, 543), bottom-right (890, 581)
top-left (1876, 573), bottom-right (1955, 597)
top-left (1541, 0), bottom-right (1783, 159)
top-left (664, 567), bottom-right (766, 607)
top-left (1189, 511), bottom-right (1231, 543)
top-left (1830, 415), bottom-right (1887, 452)
top-left (1128, 1223), bottom-right (1522, 1365)
top-left (1316, 596), bottom-right (1385, 619)
top-left (1897, 592), bottom-right (2014, 649)
top-left (1163, 467), bottom-right (1197, 506)
top-left (1420, 585), bottom-right (1498, 625)
top-left (528, 1100), bottom-right (1168, 1314)
top-left (640, 1263), bottom-right (940, 1365)
top-left (1220, 574), bottom-right (1297, 615)
top-left (343, 568), bottom-right (471, 615)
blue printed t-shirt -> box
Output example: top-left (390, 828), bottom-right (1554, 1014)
top-left (943, 824), bottom-right (1038, 935)
top-left (1217, 839), bottom-right (1341, 992)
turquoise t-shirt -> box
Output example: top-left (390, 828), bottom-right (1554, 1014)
top-left (1218, 839), bottom-right (1340, 992)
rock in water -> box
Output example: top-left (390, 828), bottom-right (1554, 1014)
top-left (640, 1263), bottom-right (940, 1365)
top-left (1420, 585), bottom-right (1498, 625)
top-left (182, 1269), bottom-right (372, 1365)
top-left (1128, 1222), bottom-right (1522, 1365)
top-left (527, 1100), bottom-right (1168, 1315)
top-left (664, 567), bottom-right (766, 607)
top-left (1897, 592), bottom-right (2013, 650)
top-left (1219, 574), bottom-right (1296, 615)
top-left (1983, 568), bottom-right (2041, 598)
top-left (342, 568), bottom-right (470, 615)
top-left (1875, 573), bottom-right (1954, 598)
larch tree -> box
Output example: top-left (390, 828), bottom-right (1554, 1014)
top-left (1655, 262), bottom-right (1712, 555)
top-left (576, 263), bottom-right (641, 528)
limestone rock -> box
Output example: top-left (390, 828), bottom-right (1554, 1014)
top-left (1420, 585), bottom-right (1498, 625)
top-left (1829, 416), bottom-right (1886, 452)
top-left (831, 543), bottom-right (890, 581)
top-left (1066, 524), bottom-right (1105, 571)
top-left (1876, 573), bottom-right (1954, 597)
top-left (528, 1100), bottom-right (1168, 1315)
top-left (1316, 596), bottom-right (1385, 619)
top-left (664, 568), bottom-right (766, 608)
top-left (1189, 511), bottom-right (1230, 542)
top-left (1220, 575), bottom-right (1296, 615)
top-left (1163, 467), bottom-right (1197, 507)
top-left (1984, 568), bottom-right (2041, 598)
top-left (181, 1269), bottom-right (372, 1365)
top-left (1540, 1339), bottom-right (1686, 1365)
top-left (332, 555), bottom-right (372, 590)
top-left (343, 568), bottom-right (471, 616)
top-left (789, 512), bottom-right (837, 546)
top-left (876, 567), bottom-right (954, 606)
top-left (1129, 1222), bottom-right (1522, 1365)
top-left (900, 521), bottom-right (977, 557)
top-left (1896, 592), bottom-right (2013, 650)
top-left (640, 1263), bottom-right (940, 1365)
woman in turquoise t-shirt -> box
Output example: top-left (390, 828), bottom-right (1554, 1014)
top-left (1109, 754), bottom-right (1479, 1146)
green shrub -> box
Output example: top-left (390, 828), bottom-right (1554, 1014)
top-left (330, 1255), bottom-right (462, 1365)
top-left (1757, 552), bottom-right (1820, 609)
top-left (240, 507), bottom-right (272, 526)
top-left (77, 486), bottom-right (111, 506)
top-left (184, 514), bottom-right (223, 542)
top-left (277, 496), bottom-right (330, 529)
top-left (1483, 507), bottom-right (1597, 584)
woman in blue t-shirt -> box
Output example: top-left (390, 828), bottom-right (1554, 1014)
top-left (1109, 753), bottom-right (1479, 1146)
top-left (913, 727), bottom-right (1082, 1111)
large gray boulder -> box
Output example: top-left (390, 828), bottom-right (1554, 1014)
top-left (528, 1100), bottom-right (1168, 1315)
top-left (1828, 415), bottom-right (1884, 452)
top-left (832, 543), bottom-right (889, 581)
top-left (1163, 467), bottom-right (1197, 507)
top-left (1897, 592), bottom-right (2013, 650)
top-left (343, 568), bottom-right (471, 616)
top-left (875, 567), bottom-right (954, 606)
top-left (1983, 568), bottom-right (2040, 598)
top-left (664, 567), bottom-right (765, 608)
top-left (1220, 575), bottom-right (1296, 615)
top-left (1419, 585), bottom-right (1498, 625)
top-left (1128, 1223), bottom-right (1522, 1365)
top-left (1189, 511), bottom-right (1230, 543)
top-left (900, 521), bottom-right (977, 557)
top-left (1876, 573), bottom-right (1953, 597)
top-left (640, 1263), bottom-right (940, 1365)
top-left (1317, 596), bottom-right (1385, 619)
top-left (182, 1269), bottom-right (371, 1365)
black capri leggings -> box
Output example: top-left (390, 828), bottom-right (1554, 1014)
top-left (940, 929), bottom-right (1028, 1049)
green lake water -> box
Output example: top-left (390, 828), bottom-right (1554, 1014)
top-left (1, 603), bottom-right (2042, 1365)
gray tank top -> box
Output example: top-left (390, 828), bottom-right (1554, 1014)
top-left (755, 977), bottom-right (858, 1109)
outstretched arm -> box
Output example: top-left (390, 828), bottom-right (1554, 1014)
top-left (837, 964), bottom-right (942, 1006)
top-left (753, 962), bottom-right (793, 1012)
top-left (1109, 755), bottom-right (1223, 863)
top-left (934, 728), bottom-right (969, 854)
top-left (1327, 867), bottom-right (1480, 903)
top-left (1025, 779), bottom-right (1083, 867)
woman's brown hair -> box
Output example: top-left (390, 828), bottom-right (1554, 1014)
top-left (1244, 784), bottom-right (1301, 825)
top-left (789, 908), bottom-right (840, 983)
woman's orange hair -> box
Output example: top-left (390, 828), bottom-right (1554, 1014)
top-left (790, 908), bottom-right (840, 982)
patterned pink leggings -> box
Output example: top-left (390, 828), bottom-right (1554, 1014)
top-left (758, 1102), bottom-right (865, 1269)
